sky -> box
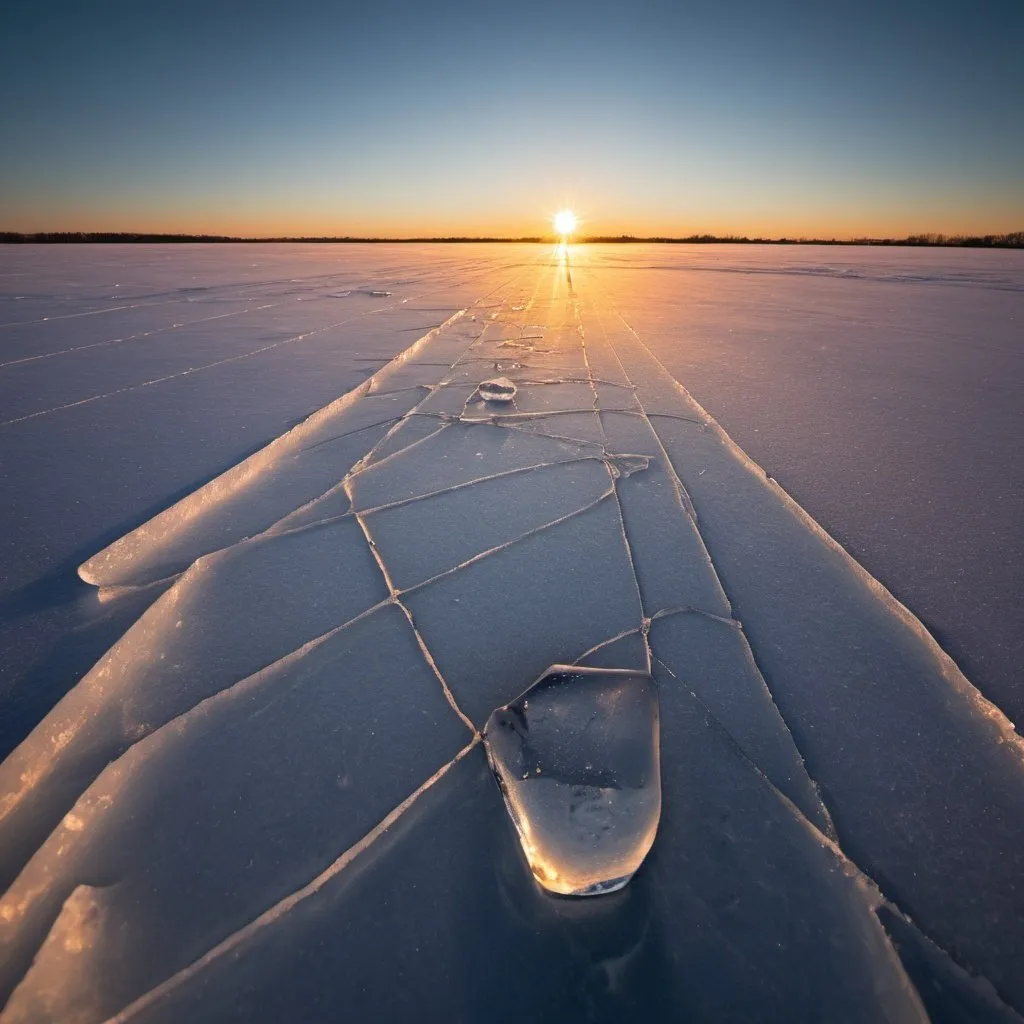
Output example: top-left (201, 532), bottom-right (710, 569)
top-left (1, 0), bottom-right (1021, 238)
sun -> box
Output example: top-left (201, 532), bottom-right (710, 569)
top-left (553, 209), bottom-right (577, 236)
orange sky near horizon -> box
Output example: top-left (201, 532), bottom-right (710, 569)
top-left (3, 1), bottom-right (1021, 240)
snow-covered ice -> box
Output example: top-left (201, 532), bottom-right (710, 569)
top-left (0, 242), bottom-right (1022, 1022)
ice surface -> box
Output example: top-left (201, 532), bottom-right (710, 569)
top-left (0, 604), bottom-right (469, 1020)
top-left (0, 513), bottom-right (389, 894)
top-left (2, 243), bottom-right (1023, 1020)
top-left (650, 610), bottom-right (833, 834)
top-left (101, 751), bottom-right (927, 1024)
top-left (484, 665), bottom-right (661, 896)
top-left (585, 245), bottom-right (1024, 725)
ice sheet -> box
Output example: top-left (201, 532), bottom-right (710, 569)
top-left (92, 748), bottom-right (927, 1024)
top-left (2, 243), bottom-right (1023, 1021)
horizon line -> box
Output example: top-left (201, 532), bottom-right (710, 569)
top-left (2, 230), bottom-right (1022, 249)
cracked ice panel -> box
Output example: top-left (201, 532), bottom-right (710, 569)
top-left (107, 747), bottom-right (925, 1024)
top-left (0, 514), bottom-right (388, 891)
top-left (363, 459), bottom-right (612, 592)
top-left (358, 411), bottom-right (447, 466)
top-left (484, 665), bottom-right (661, 896)
top-left (593, 382), bottom-right (638, 411)
top-left (403, 498), bottom-right (643, 726)
top-left (875, 906), bottom-right (1024, 1024)
top-left (494, 411), bottom-right (609, 447)
top-left (596, 409), bottom-right (729, 615)
top-left (650, 408), bottom-right (1024, 1012)
top-left (562, 275), bottom-right (1024, 1012)
top-left (574, 631), bottom-right (650, 672)
top-left (649, 612), bottom-right (832, 835)
top-left (505, 382), bottom-right (594, 414)
top-left (347, 420), bottom-right (593, 513)
top-left (0, 604), bottom-right (469, 1021)
top-left (75, 310), bottom-right (483, 589)
top-left (2, 304), bottom-right (458, 426)
top-left (5, 245), bottom-right (1022, 1021)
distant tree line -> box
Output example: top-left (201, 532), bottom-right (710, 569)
top-left (585, 232), bottom-right (1024, 248)
top-left (0, 232), bottom-right (545, 244)
top-left (1, 230), bottom-right (1021, 247)
top-left (0, 232), bottom-right (243, 243)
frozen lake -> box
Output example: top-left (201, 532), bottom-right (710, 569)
top-left (0, 243), bottom-right (1022, 1022)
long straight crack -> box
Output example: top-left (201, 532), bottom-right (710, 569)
top-left (349, 471), bottom-right (476, 738)
top-left (315, 268), bottom-right (562, 740)
top-left (650, 651), bottom-right (835, 842)
top-left (569, 257), bottom-right (1004, 1009)
top-left (1, 256), bottom-right (529, 430)
top-left (398, 487), bottom-right (616, 596)
top-left (0, 302), bottom-right (415, 428)
top-left (496, 420), bottom-right (607, 449)
top-left (297, 416), bottom-right (405, 454)
top-left (573, 284), bottom-right (651, 673)
top-left (104, 737), bottom-right (482, 1023)
top-left (580, 275), bottom-right (840, 822)
top-left (328, 255), bottom-right (591, 738)
top-left (649, 651), bottom-right (1019, 1016)
top-left (0, 302), bottom-right (281, 369)
top-left (596, 285), bottom-right (1024, 1007)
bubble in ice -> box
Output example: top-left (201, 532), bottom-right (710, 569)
top-left (484, 665), bottom-right (661, 896)
top-left (478, 377), bottom-right (518, 403)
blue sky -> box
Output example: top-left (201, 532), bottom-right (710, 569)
top-left (1, 0), bottom-right (1021, 236)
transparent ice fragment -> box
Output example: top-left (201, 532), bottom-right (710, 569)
top-left (605, 453), bottom-right (651, 479)
top-left (484, 665), bottom-right (661, 896)
top-left (477, 376), bottom-right (517, 402)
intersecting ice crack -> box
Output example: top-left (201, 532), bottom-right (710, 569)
top-left (0, 268), bottom-right (577, 1006)
top-left (584, 295), bottom-right (822, 788)
top-left (315, 273), bottom-right (593, 732)
top-left (101, 738), bottom-right (483, 1024)
top-left (577, 301), bottom-right (654, 671)
top-left (571, 262), bottom-right (1024, 1015)
top-left (650, 650), bottom-right (820, 824)
top-left (577, 288), bottom-right (837, 828)
top-left (395, 488), bottom-right (616, 597)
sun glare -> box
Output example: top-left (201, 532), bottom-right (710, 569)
top-left (554, 209), bottom-right (577, 236)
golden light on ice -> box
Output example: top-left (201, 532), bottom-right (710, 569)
top-left (554, 209), bottom-right (577, 236)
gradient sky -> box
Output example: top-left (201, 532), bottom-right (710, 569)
top-left (1, 0), bottom-right (1021, 238)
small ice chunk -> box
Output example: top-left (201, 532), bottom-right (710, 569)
top-left (478, 377), bottom-right (517, 403)
top-left (605, 454), bottom-right (651, 478)
top-left (484, 665), bottom-right (660, 896)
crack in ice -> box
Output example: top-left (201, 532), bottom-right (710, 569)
top-left (102, 738), bottom-right (482, 1024)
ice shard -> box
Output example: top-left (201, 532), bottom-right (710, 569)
top-left (483, 665), bottom-right (660, 896)
top-left (477, 376), bottom-right (517, 402)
